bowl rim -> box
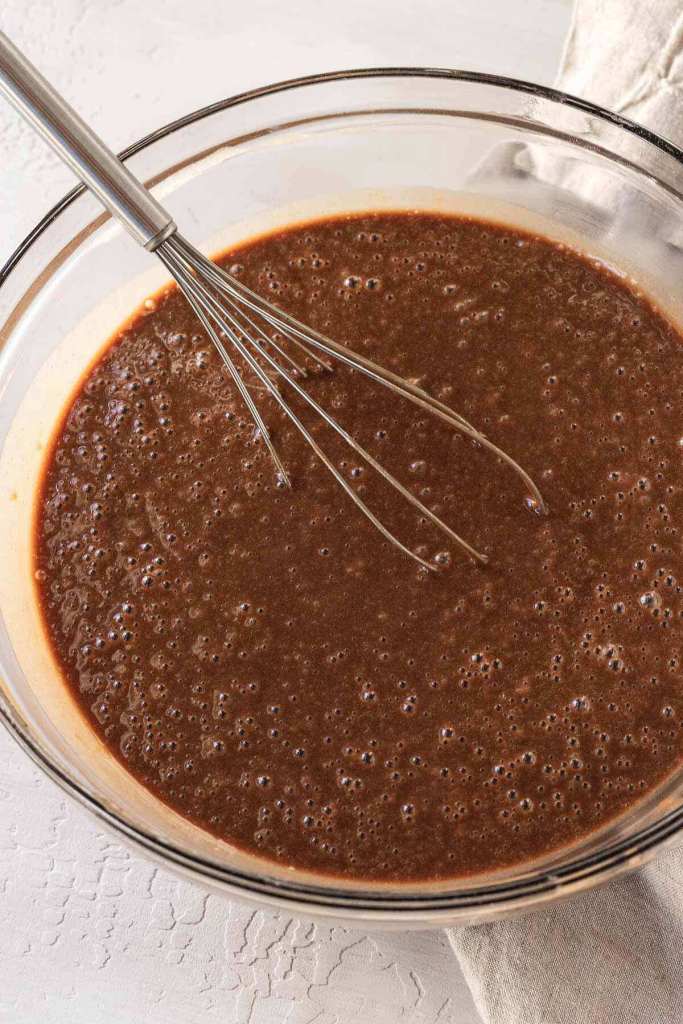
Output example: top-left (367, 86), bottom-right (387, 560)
top-left (5, 65), bottom-right (683, 286)
top-left (2, 65), bottom-right (683, 918)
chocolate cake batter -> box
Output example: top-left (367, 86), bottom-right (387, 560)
top-left (34, 212), bottom-right (683, 881)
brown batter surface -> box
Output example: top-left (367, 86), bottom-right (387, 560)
top-left (35, 212), bottom-right (683, 881)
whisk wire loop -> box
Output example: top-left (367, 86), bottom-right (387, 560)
top-left (161, 241), bottom-right (485, 570)
top-left (158, 232), bottom-right (546, 569)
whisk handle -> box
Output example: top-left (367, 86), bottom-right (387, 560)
top-left (0, 31), bottom-right (176, 251)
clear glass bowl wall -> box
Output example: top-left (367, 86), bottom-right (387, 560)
top-left (1, 70), bottom-right (682, 927)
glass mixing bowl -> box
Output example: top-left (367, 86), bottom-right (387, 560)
top-left (1, 69), bottom-right (682, 928)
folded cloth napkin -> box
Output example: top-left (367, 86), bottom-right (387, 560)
top-left (448, 3), bottom-right (683, 1022)
top-left (449, 843), bottom-right (683, 1024)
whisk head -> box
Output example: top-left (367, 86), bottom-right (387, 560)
top-left (156, 232), bottom-right (546, 571)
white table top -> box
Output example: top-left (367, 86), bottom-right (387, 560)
top-left (0, 2), bottom-right (571, 1021)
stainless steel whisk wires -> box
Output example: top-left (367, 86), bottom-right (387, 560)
top-left (0, 31), bottom-right (546, 571)
top-left (157, 234), bottom-right (546, 568)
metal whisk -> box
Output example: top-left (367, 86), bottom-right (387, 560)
top-left (0, 32), bottom-right (545, 570)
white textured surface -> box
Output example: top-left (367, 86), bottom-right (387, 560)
top-left (0, 2), bottom-right (571, 1021)
top-left (0, 742), bottom-right (480, 1024)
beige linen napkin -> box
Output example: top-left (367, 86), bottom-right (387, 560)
top-left (448, 3), bottom-right (683, 1022)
